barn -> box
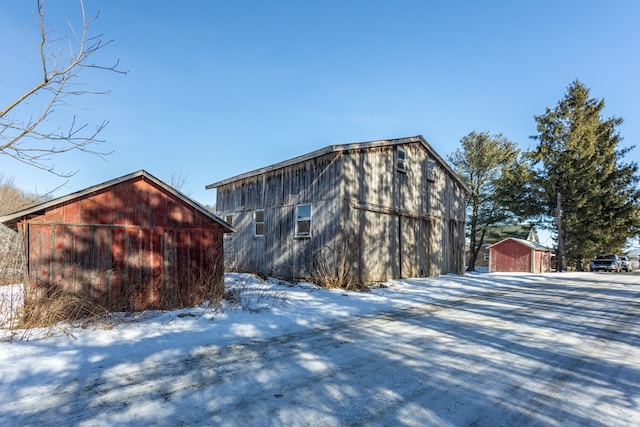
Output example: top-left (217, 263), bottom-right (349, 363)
top-left (206, 135), bottom-right (469, 285)
top-left (0, 170), bottom-right (233, 311)
top-left (488, 237), bottom-right (551, 274)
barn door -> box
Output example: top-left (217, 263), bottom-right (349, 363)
top-left (27, 223), bottom-right (53, 291)
top-left (400, 216), bottom-right (418, 278)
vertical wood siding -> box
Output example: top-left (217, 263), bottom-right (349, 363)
top-left (23, 176), bottom-right (225, 311)
top-left (490, 240), bottom-right (532, 273)
top-left (217, 141), bottom-right (467, 283)
top-left (489, 239), bottom-right (550, 273)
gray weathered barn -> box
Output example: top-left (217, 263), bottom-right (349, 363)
top-left (206, 135), bottom-right (469, 284)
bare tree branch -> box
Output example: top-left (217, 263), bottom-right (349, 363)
top-left (165, 171), bottom-right (189, 192)
top-left (0, 0), bottom-right (127, 177)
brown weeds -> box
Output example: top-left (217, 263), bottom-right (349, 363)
top-left (20, 288), bottom-right (109, 329)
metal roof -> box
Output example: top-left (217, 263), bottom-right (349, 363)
top-left (487, 237), bottom-right (552, 251)
top-left (205, 135), bottom-right (470, 194)
top-left (0, 170), bottom-right (235, 232)
top-left (483, 224), bottom-right (538, 244)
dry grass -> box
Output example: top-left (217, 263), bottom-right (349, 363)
top-left (313, 230), bottom-right (366, 290)
top-left (20, 288), bottom-right (110, 329)
top-left (0, 284), bottom-right (23, 331)
top-left (1, 286), bottom-right (111, 342)
top-left (225, 275), bottom-right (288, 312)
top-left (0, 227), bottom-right (26, 286)
top-left (169, 262), bottom-right (226, 311)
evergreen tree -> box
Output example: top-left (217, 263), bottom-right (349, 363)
top-left (524, 80), bottom-right (640, 269)
top-left (448, 131), bottom-right (520, 271)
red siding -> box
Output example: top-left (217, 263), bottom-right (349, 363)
top-left (489, 238), bottom-right (550, 273)
top-left (490, 240), bottom-right (532, 273)
top-left (22, 175), bottom-right (225, 311)
top-left (532, 249), bottom-right (551, 274)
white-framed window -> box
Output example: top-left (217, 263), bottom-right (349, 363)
top-left (254, 210), bottom-right (265, 237)
top-left (224, 214), bottom-right (233, 238)
top-left (426, 159), bottom-right (436, 181)
top-left (484, 253), bottom-right (490, 261)
top-left (397, 146), bottom-right (408, 173)
top-left (295, 204), bottom-right (312, 238)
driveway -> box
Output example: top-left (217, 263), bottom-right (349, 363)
top-left (3, 273), bottom-right (640, 426)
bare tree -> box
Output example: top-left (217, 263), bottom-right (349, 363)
top-left (164, 171), bottom-right (189, 192)
top-left (0, 0), bottom-right (126, 177)
top-left (0, 174), bottom-right (42, 216)
top-left (0, 174), bottom-right (43, 286)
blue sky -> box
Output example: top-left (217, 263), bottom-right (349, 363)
top-left (1, 1), bottom-right (639, 208)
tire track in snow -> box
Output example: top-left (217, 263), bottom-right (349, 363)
top-left (467, 276), bottom-right (640, 427)
top-left (9, 274), bottom-right (640, 426)
top-left (37, 289), bottom-right (515, 425)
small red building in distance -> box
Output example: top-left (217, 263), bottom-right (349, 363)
top-left (488, 237), bottom-right (551, 274)
top-left (0, 170), bottom-right (233, 311)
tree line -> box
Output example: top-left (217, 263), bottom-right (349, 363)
top-left (450, 80), bottom-right (640, 271)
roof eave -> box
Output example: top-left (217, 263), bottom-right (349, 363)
top-left (487, 237), bottom-right (551, 251)
top-left (205, 135), bottom-right (470, 193)
top-left (205, 137), bottom-right (423, 189)
top-left (0, 170), bottom-right (234, 233)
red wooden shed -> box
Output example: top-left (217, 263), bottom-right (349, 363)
top-left (488, 237), bottom-right (551, 274)
top-left (0, 170), bottom-right (234, 311)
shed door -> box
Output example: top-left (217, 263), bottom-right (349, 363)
top-left (492, 241), bottom-right (531, 272)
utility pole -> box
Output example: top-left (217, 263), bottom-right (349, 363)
top-left (556, 192), bottom-right (565, 272)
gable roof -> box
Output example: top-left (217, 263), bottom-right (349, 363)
top-left (487, 237), bottom-right (551, 251)
top-left (205, 135), bottom-right (470, 193)
top-left (483, 224), bottom-right (538, 244)
top-left (0, 170), bottom-right (234, 232)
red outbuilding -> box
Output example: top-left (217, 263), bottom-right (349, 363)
top-left (0, 170), bottom-right (234, 311)
top-left (488, 237), bottom-right (551, 274)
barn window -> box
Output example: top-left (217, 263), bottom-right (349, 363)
top-left (396, 147), bottom-right (408, 173)
top-left (426, 159), bottom-right (436, 181)
top-left (295, 204), bottom-right (312, 238)
top-left (224, 214), bottom-right (233, 238)
top-left (254, 210), bottom-right (265, 237)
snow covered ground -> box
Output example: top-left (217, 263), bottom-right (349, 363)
top-left (1, 271), bottom-right (639, 426)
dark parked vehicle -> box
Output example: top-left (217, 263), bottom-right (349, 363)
top-left (590, 254), bottom-right (622, 272)
top-left (619, 256), bottom-right (631, 272)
